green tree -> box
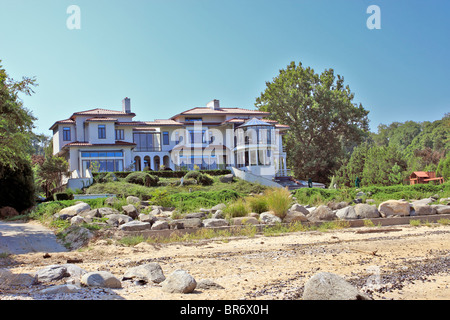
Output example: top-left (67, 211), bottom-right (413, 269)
top-left (0, 60), bottom-right (37, 174)
top-left (36, 156), bottom-right (69, 197)
top-left (255, 61), bottom-right (369, 183)
top-left (362, 145), bottom-right (407, 186)
top-left (334, 141), bottom-right (371, 187)
top-left (0, 60), bottom-right (37, 211)
top-left (436, 155), bottom-right (450, 181)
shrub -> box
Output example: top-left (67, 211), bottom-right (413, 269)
top-left (125, 172), bottom-right (159, 187)
top-left (264, 187), bottom-right (292, 219)
top-left (223, 198), bottom-right (248, 218)
top-left (246, 195), bottom-right (268, 214)
top-left (184, 171), bottom-right (214, 186)
top-left (53, 192), bottom-right (72, 201)
top-left (184, 171), bottom-right (202, 180)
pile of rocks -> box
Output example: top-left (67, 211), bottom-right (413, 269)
top-left (0, 262), bottom-right (220, 299)
top-left (53, 194), bottom-right (450, 243)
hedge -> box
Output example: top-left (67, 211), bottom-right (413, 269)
top-left (92, 169), bottom-right (231, 179)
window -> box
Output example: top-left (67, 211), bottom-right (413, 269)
top-left (188, 130), bottom-right (206, 144)
top-left (133, 132), bottom-right (161, 152)
top-left (63, 127), bottom-right (71, 141)
top-left (98, 125), bottom-right (106, 139)
top-left (163, 131), bottom-right (169, 145)
top-left (115, 129), bottom-right (124, 140)
top-left (81, 151), bottom-right (123, 158)
top-left (185, 117), bottom-right (203, 122)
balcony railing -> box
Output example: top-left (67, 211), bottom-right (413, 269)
top-left (134, 146), bottom-right (162, 152)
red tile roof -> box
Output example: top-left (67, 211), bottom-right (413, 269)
top-left (62, 141), bottom-right (136, 148)
top-left (171, 107), bottom-right (270, 119)
top-left (72, 108), bottom-right (136, 116)
top-left (85, 117), bottom-right (118, 122)
top-left (145, 119), bottom-right (184, 126)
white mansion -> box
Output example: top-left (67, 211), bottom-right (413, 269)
top-left (50, 98), bottom-right (289, 182)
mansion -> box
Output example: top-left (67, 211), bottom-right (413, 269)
top-left (50, 98), bottom-right (289, 182)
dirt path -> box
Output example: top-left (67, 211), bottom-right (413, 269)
top-left (1, 223), bottom-right (449, 300)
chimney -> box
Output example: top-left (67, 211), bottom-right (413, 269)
top-left (122, 97), bottom-right (131, 113)
top-left (206, 99), bottom-right (220, 110)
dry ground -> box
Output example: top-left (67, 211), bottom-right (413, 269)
top-left (1, 223), bottom-right (449, 300)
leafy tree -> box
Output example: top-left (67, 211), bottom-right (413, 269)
top-left (0, 60), bottom-right (37, 174)
top-left (436, 155), bottom-right (450, 181)
top-left (255, 61), bottom-right (369, 183)
top-left (35, 156), bottom-right (69, 198)
top-left (388, 162), bottom-right (404, 185)
top-left (0, 60), bottom-right (37, 211)
top-left (361, 145), bottom-right (407, 186)
top-left (334, 142), bottom-right (371, 187)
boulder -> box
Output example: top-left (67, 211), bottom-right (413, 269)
top-left (260, 212), bottom-right (282, 224)
top-left (230, 217), bottom-right (259, 225)
top-left (139, 214), bottom-right (157, 224)
top-left (79, 209), bottom-right (102, 221)
top-left (126, 196), bottom-right (140, 204)
top-left (203, 218), bottom-right (229, 228)
top-left (70, 216), bottom-right (85, 225)
top-left (302, 272), bottom-right (371, 300)
top-left (123, 263), bottom-right (166, 284)
top-left (289, 204), bottom-right (310, 215)
top-left (378, 200), bottom-right (410, 217)
top-left (211, 203), bottom-right (226, 211)
top-left (211, 210), bottom-right (224, 219)
top-left (105, 197), bottom-right (118, 206)
top-left (411, 198), bottom-right (434, 206)
top-left (35, 265), bottom-right (69, 283)
top-left (122, 204), bottom-right (139, 219)
top-left (151, 220), bottom-right (169, 230)
top-left (185, 212), bottom-right (207, 219)
top-left (283, 211), bottom-right (308, 223)
top-left (175, 218), bottom-right (203, 228)
top-left (81, 271), bottom-right (122, 288)
top-left (59, 226), bottom-right (94, 250)
top-left (336, 206), bottom-right (358, 220)
top-left (307, 205), bottom-right (337, 222)
top-left (161, 270), bottom-right (197, 294)
top-left (327, 201), bottom-right (349, 211)
top-left (414, 204), bottom-right (436, 216)
top-left (119, 221), bottom-right (152, 231)
top-left (56, 202), bottom-right (91, 219)
top-left (39, 284), bottom-right (80, 295)
top-left (219, 174), bottom-right (234, 183)
top-left (354, 203), bottom-right (380, 219)
top-left (431, 205), bottom-right (450, 215)
top-left (105, 214), bottom-right (133, 226)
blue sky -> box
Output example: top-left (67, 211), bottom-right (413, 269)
top-left (1, 0), bottom-right (449, 136)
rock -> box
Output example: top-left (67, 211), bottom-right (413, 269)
top-left (81, 271), bottom-right (122, 288)
top-left (149, 208), bottom-right (161, 216)
top-left (105, 197), bottom-right (118, 206)
top-left (196, 279), bottom-right (225, 290)
top-left (211, 203), bottom-right (226, 211)
top-left (289, 203), bottom-right (310, 215)
top-left (175, 218), bottom-right (203, 228)
top-left (151, 220), bottom-right (169, 230)
top-left (105, 214), bottom-right (133, 226)
top-left (336, 206), bottom-right (358, 220)
top-left (39, 284), bottom-right (80, 295)
top-left (431, 205), bottom-right (450, 215)
top-left (119, 221), bottom-right (152, 231)
top-left (327, 201), bottom-right (349, 210)
top-left (56, 203), bottom-right (90, 219)
top-left (79, 209), bottom-right (102, 220)
top-left (122, 204), bottom-right (139, 219)
top-left (354, 203), bottom-right (380, 219)
top-left (70, 216), bottom-right (85, 225)
top-left (307, 205), bottom-right (337, 222)
top-left (161, 270), bottom-right (197, 294)
top-left (411, 198), bottom-right (434, 206)
top-left (169, 221), bottom-right (185, 229)
top-left (378, 200), bottom-right (410, 217)
top-left (139, 213), bottom-right (157, 224)
top-left (219, 174), bottom-right (234, 183)
top-left (260, 212), bottom-right (282, 224)
top-left (0, 206), bottom-right (19, 219)
top-left (302, 272), bottom-right (371, 300)
top-left (439, 198), bottom-right (450, 205)
top-left (126, 196), bottom-right (140, 204)
top-left (185, 212), bottom-right (207, 219)
top-left (35, 265), bottom-right (69, 283)
top-left (414, 204), bottom-right (436, 216)
top-left (123, 263), bottom-right (166, 284)
top-left (211, 210), bottom-right (224, 219)
top-left (59, 226), bottom-right (94, 250)
top-left (231, 217), bottom-right (259, 225)
top-left (283, 211), bottom-right (308, 223)
top-left (203, 218), bottom-right (229, 228)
